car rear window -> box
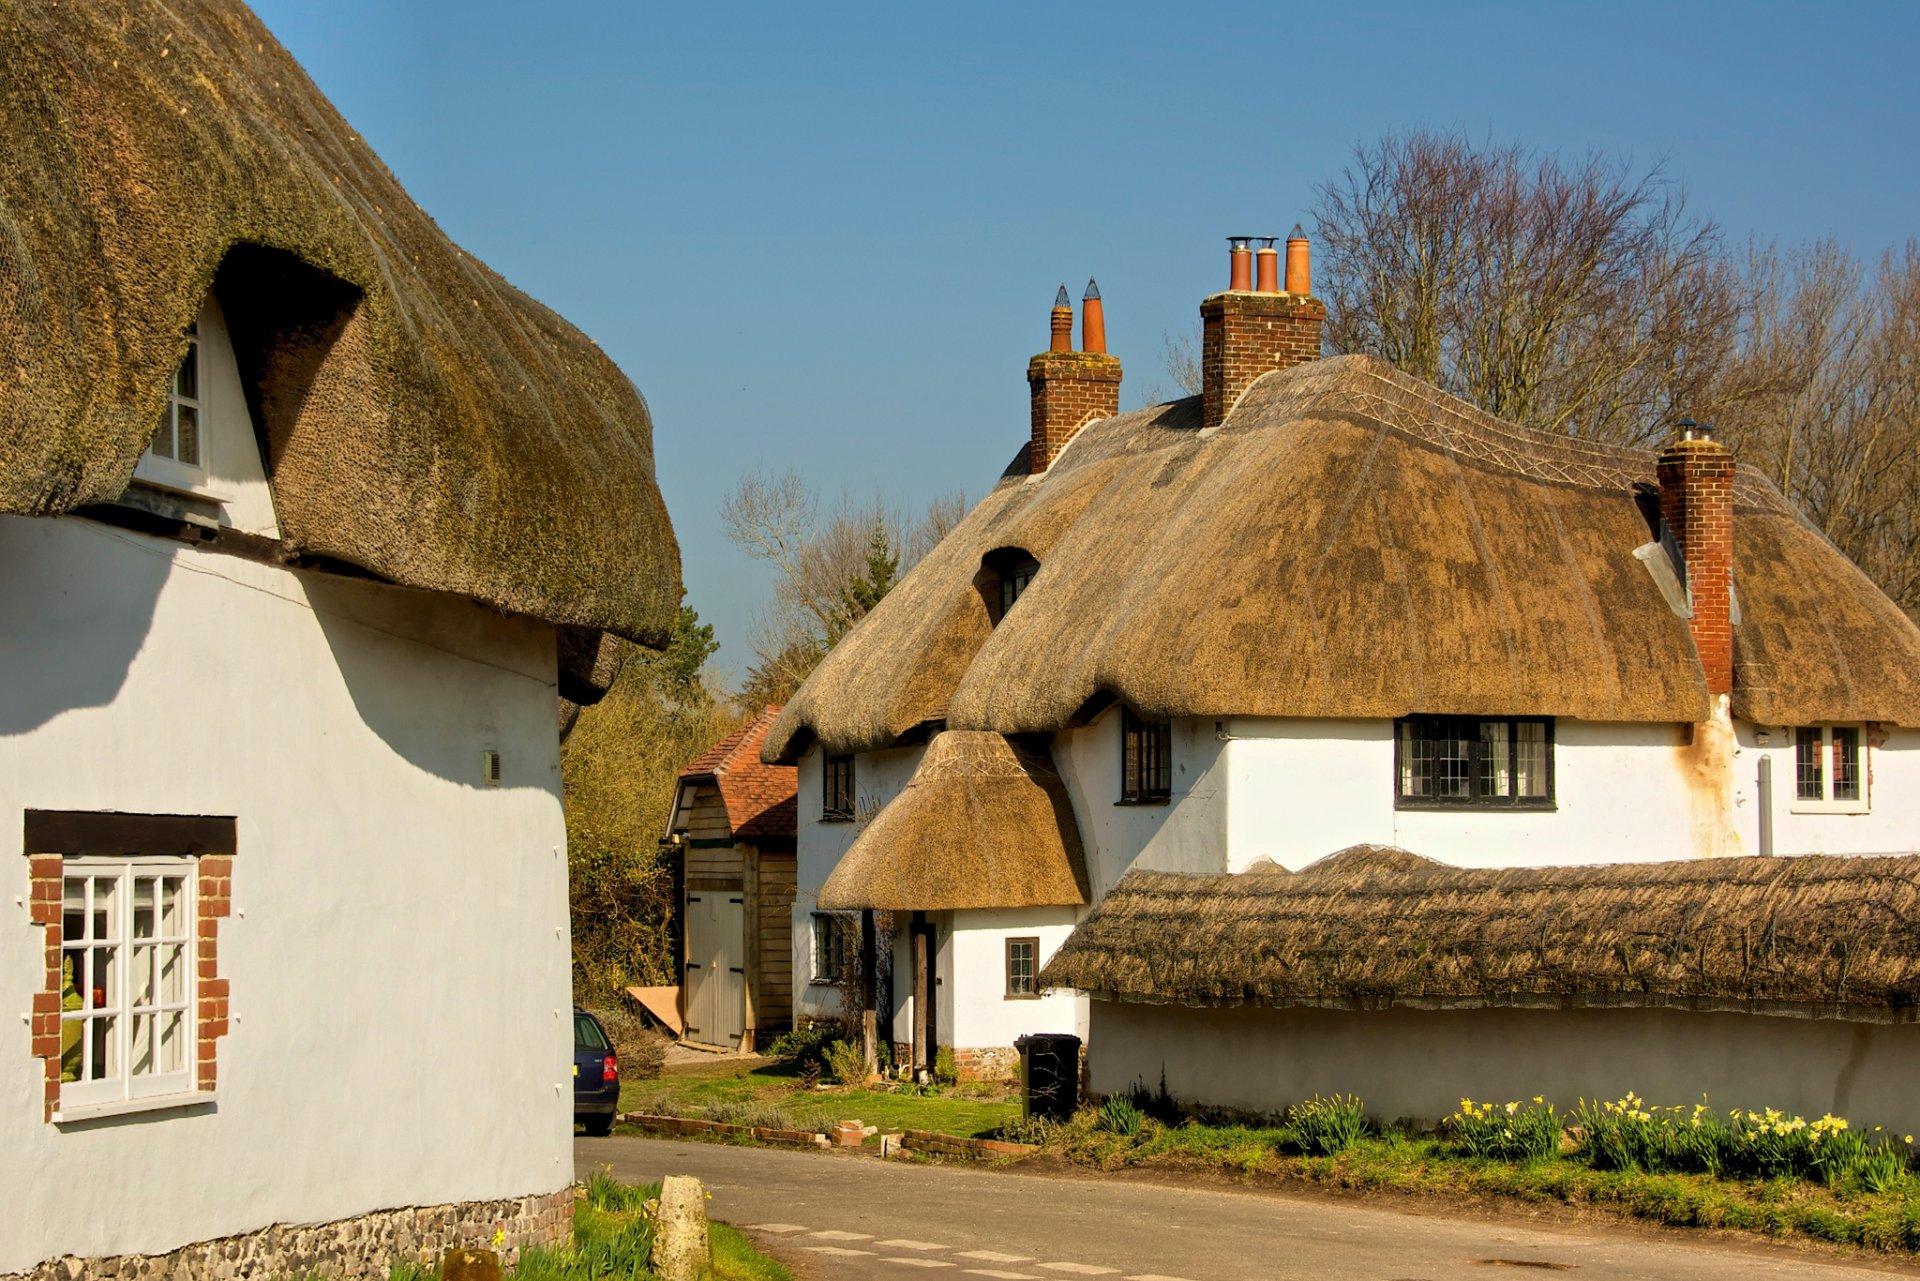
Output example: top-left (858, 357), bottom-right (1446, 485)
top-left (574, 1013), bottom-right (611, 1051)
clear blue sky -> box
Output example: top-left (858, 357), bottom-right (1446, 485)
top-left (249, 1), bottom-right (1920, 688)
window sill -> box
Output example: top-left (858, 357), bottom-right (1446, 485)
top-left (1114, 797), bottom-right (1171, 807)
top-left (52, 1090), bottom-right (216, 1125)
top-left (1394, 801), bottom-right (1558, 813)
top-left (1790, 801), bottom-right (1871, 816)
top-left (818, 814), bottom-right (854, 824)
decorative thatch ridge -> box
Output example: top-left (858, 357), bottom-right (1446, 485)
top-left (766, 355), bottom-right (1920, 761)
top-left (1038, 848), bottom-right (1920, 1023)
top-left (1, 0), bottom-right (679, 645)
top-left (817, 731), bottom-right (1089, 911)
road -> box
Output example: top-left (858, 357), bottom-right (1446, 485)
top-left (577, 1135), bottom-right (1920, 1281)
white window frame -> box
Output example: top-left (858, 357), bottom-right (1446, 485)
top-left (1790, 724), bottom-right (1870, 815)
top-left (810, 912), bottom-right (850, 985)
top-left (135, 319), bottom-right (211, 495)
top-left (57, 857), bottom-right (199, 1114)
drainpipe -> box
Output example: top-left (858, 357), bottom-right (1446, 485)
top-left (1757, 755), bottom-right (1775, 857)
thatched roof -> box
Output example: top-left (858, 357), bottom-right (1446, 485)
top-left (766, 356), bottom-right (1920, 761)
top-left (0, 0), bottom-right (679, 645)
top-left (1038, 848), bottom-right (1920, 1022)
top-left (817, 731), bottom-right (1089, 911)
top-left (679, 707), bottom-right (796, 844)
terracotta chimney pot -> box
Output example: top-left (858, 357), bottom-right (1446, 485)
top-left (1227, 237), bottom-right (1253, 292)
top-left (1285, 225), bottom-right (1311, 296)
top-left (1080, 279), bottom-right (1106, 354)
top-left (1254, 238), bottom-right (1279, 293)
top-left (1048, 284), bottom-right (1072, 353)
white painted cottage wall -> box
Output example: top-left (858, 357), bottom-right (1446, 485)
top-left (790, 744), bottom-right (922, 1023)
top-left (1052, 711), bottom-right (1230, 897)
top-left (1087, 1001), bottom-right (1920, 1137)
top-left (0, 514), bottom-right (572, 1274)
top-left (1733, 722), bottom-right (1920, 855)
top-left (944, 907), bottom-right (1083, 1051)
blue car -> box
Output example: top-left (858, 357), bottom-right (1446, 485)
top-left (573, 1009), bottom-right (620, 1136)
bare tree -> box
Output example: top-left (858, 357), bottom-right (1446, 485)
top-left (1314, 130), bottom-right (1732, 444)
top-left (724, 468), bottom-right (966, 704)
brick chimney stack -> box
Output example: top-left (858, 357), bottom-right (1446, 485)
top-left (1657, 421), bottom-right (1736, 696)
top-left (1201, 228), bottom-right (1325, 430)
top-left (1028, 279), bottom-right (1120, 474)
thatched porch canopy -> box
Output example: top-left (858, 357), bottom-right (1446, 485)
top-left (1, 0), bottom-right (679, 648)
top-left (818, 731), bottom-right (1089, 912)
top-left (1039, 847), bottom-right (1920, 1023)
top-left (766, 357), bottom-right (1920, 763)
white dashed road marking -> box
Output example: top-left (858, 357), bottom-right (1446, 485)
top-left (879, 1239), bottom-right (953, 1251)
top-left (963, 1271), bottom-right (1040, 1280)
top-left (885, 1261), bottom-right (954, 1269)
top-left (811, 1230), bottom-right (875, 1241)
top-left (956, 1251), bottom-right (1033, 1263)
top-left (747, 1223), bottom-right (809, 1234)
top-left (1126, 1275), bottom-right (1198, 1281)
top-left (1037, 1266), bottom-right (1121, 1277)
top-left (805, 1245), bottom-right (877, 1257)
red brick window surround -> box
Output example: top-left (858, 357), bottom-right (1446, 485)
top-left (25, 811), bottom-right (234, 1123)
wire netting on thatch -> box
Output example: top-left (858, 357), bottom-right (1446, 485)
top-left (817, 731), bottom-right (1088, 911)
top-left (1, 0), bottom-right (678, 645)
top-left (766, 355), bottom-right (1920, 763)
top-left (1038, 848), bottom-right (1920, 1022)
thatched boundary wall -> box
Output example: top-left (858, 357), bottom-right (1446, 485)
top-left (2, 1189), bottom-right (572, 1281)
top-left (1087, 1000), bottom-right (1920, 1134)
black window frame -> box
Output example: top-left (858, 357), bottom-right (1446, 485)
top-left (811, 912), bottom-right (851, 984)
top-left (1393, 715), bottom-right (1555, 811)
top-left (821, 753), bottom-right (856, 822)
top-left (1120, 709), bottom-right (1172, 804)
top-left (1005, 936), bottom-right (1040, 999)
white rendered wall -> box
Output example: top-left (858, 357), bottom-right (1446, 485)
top-left (0, 514), bottom-right (572, 1273)
top-left (945, 907), bottom-right (1085, 1050)
top-left (790, 744), bottom-right (923, 1023)
top-left (1052, 711), bottom-right (1230, 898)
top-left (1733, 722), bottom-right (1920, 856)
top-left (1087, 1001), bottom-right (1920, 1137)
top-left (1222, 717), bottom-right (1733, 869)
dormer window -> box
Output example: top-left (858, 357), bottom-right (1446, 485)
top-left (980, 548), bottom-right (1040, 625)
top-left (149, 325), bottom-right (203, 471)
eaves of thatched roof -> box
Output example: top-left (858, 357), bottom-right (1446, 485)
top-left (1038, 848), bottom-right (1920, 1023)
top-left (765, 356), bottom-right (1920, 762)
top-left (1, 0), bottom-right (679, 648)
top-left (818, 731), bottom-right (1089, 912)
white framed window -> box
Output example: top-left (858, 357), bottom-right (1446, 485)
top-left (811, 912), bottom-right (851, 984)
top-left (136, 322), bottom-right (209, 493)
top-left (59, 859), bottom-right (197, 1110)
top-left (1791, 725), bottom-right (1869, 814)
top-left (1006, 937), bottom-right (1040, 999)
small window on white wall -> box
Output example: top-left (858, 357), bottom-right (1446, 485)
top-left (811, 912), bottom-right (851, 984)
top-left (1792, 725), bottom-right (1868, 813)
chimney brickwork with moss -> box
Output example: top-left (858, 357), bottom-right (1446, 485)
top-left (1201, 229), bottom-right (1324, 430)
top-left (1028, 280), bottom-right (1120, 473)
top-left (1657, 423), bottom-right (1736, 696)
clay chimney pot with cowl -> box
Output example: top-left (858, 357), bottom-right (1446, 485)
top-left (1028, 283), bottom-right (1121, 474)
top-left (1227, 236), bottom-right (1254, 292)
top-left (1254, 237), bottom-right (1280, 293)
top-left (1201, 228), bottom-right (1325, 430)
top-left (1285, 225), bottom-right (1311, 296)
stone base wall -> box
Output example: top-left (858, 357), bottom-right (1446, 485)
top-left (5, 1188), bottom-right (574, 1281)
top-left (954, 1046), bottom-right (1019, 1084)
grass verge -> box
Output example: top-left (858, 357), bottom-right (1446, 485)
top-left (1043, 1111), bottom-right (1920, 1255)
top-left (620, 1056), bottom-right (1017, 1139)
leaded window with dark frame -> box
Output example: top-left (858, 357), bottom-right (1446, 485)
top-left (981, 548), bottom-right (1041, 626)
top-left (1395, 716), bottom-right (1553, 809)
top-left (1793, 724), bottom-right (1867, 810)
top-left (822, 753), bottom-right (856, 822)
top-left (1120, 709), bottom-right (1172, 804)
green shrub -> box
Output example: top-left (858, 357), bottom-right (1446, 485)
top-left (767, 1021), bottom-right (842, 1072)
top-left (1288, 1093), bottom-right (1369, 1156)
top-left (584, 1005), bottom-right (668, 1080)
top-left (1100, 1095), bottom-right (1144, 1137)
top-left (933, 1046), bottom-right (958, 1087)
top-left (1445, 1097), bottom-right (1562, 1163)
top-left (823, 1038), bottom-right (868, 1086)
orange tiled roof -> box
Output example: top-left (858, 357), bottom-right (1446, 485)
top-left (680, 705), bottom-right (796, 841)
